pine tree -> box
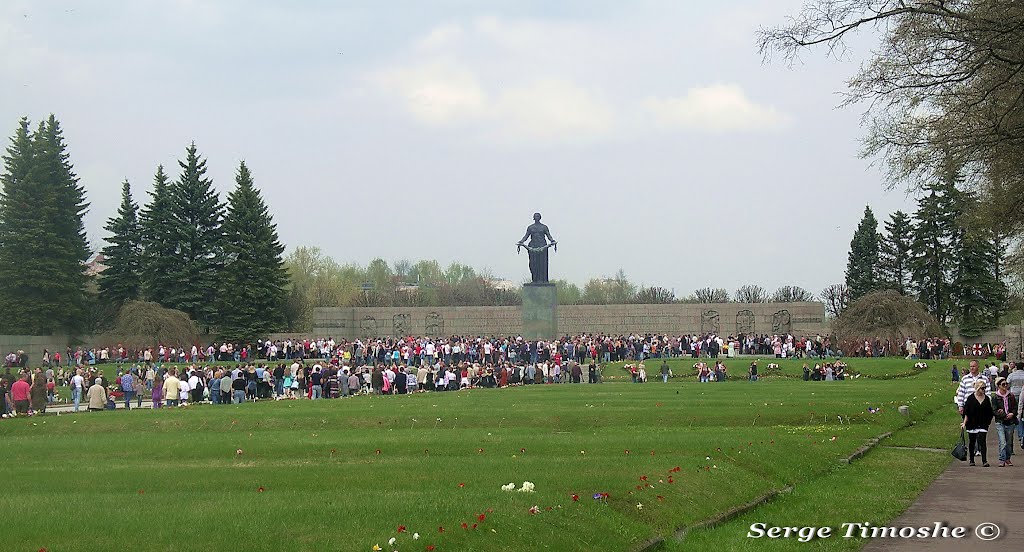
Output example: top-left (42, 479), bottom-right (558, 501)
top-left (951, 227), bottom-right (1007, 336)
top-left (99, 180), bottom-right (142, 305)
top-left (0, 115), bottom-right (89, 334)
top-left (877, 210), bottom-right (913, 294)
top-left (217, 161), bottom-right (288, 342)
top-left (909, 175), bottom-right (964, 323)
top-left (139, 165), bottom-right (179, 305)
top-left (845, 206), bottom-right (880, 301)
top-left (165, 142), bottom-right (224, 330)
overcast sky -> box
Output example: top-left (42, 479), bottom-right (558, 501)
top-left (0, 0), bottom-right (916, 297)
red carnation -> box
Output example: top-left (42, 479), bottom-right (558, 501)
top-left (477, 513), bottom-right (486, 521)
top-left (571, 494), bottom-right (579, 502)
top-left (397, 525), bottom-right (406, 533)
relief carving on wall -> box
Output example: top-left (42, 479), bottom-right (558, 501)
top-left (772, 310), bottom-right (792, 335)
top-left (393, 313), bottom-right (410, 336)
top-left (736, 309), bottom-right (755, 335)
top-left (701, 309), bottom-right (720, 336)
top-left (425, 312), bottom-right (444, 337)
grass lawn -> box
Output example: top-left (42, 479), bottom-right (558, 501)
top-left (0, 357), bottom-right (963, 551)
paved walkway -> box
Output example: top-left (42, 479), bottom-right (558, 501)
top-left (862, 431), bottom-right (1023, 551)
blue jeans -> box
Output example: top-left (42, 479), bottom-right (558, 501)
top-left (996, 422), bottom-right (1015, 462)
top-left (123, 390), bottom-right (134, 409)
top-left (312, 385), bottom-right (323, 400)
top-left (275, 380), bottom-right (284, 397)
top-left (211, 390), bottom-right (220, 404)
top-left (233, 390), bottom-right (245, 404)
top-left (71, 387), bottom-right (81, 411)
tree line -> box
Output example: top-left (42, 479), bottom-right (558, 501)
top-left (761, 1), bottom-right (1024, 336)
top-left (839, 168), bottom-right (1014, 336)
top-left (0, 116), bottom-right (288, 342)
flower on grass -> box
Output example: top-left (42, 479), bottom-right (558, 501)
top-left (657, 495), bottom-right (665, 501)
top-left (501, 482), bottom-right (515, 491)
top-left (624, 449), bottom-right (630, 455)
top-left (458, 482), bottom-right (465, 488)
top-left (650, 450), bottom-right (656, 456)
top-left (593, 492), bottom-right (609, 500)
top-left (639, 475), bottom-right (647, 481)
top-left (830, 435), bottom-right (838, 442)
top-left (520, 448), bottom-right (526, 453)
top-left (477, 513), bottom-right (486, 522)
top-left (529, 505), bottom-right (540, 515)
top-left (397, 525), bottom-right (406, 533)
top-left (257, 486), bottom-right (265, 492)
top-left (517, 481), bottom-right (535, 493)
top-left (668, 477), bottom-right (674, 484)
top-left (461, 522), bottom-right (468, 530)
top-left (426, 545), bottom-right (435, 551)
top-left (571, 494), bottom-right (579, 502)
top-left (438, 526), bottom-right (444, 533)
top-left (375, 449), bottom-right (382, 455)
top-left (236, 449), bottom-right (244, 456)
top-left (372, 545), bottom-right (381, 551)
top-left (636, 503), bottom-right (644, 511)
top-left (477, 448), bottom-right (485, 453)
top-left (388, 537), bottom-right (396, 546)
top-left (412, 533), bottom-right (419, 540)
top-left (472, 523), bottom-right (478, 529)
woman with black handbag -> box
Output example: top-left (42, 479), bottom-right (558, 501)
top-left (962, 380), bottom-right (995, 467)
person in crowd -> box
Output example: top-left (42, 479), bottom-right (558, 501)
top-left (151, 373), bottom-right (164, 409)
top-left (962, 379), bottom-right (994, 467)
top-left (87, 377), bottom-right (107, 412)
top-left (10, 375), bottom-right (30, 415)
top-left (991, 377), bottom-right (1018, 467)
top-left (30, 375), bottom-right (47, 413)
top-left (956, 360), bottom-right (991, 417)
top-left (232, 373), bottom-right (246, 404)
top-left (1007, 363), bottom-right (1024, 449)
top-left (164, 369), bottom-right (180, 408)
top-left (70, 368), bottom-right (85, 412)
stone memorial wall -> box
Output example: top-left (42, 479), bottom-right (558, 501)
top-left (312, 302), bottom-right (829, 339)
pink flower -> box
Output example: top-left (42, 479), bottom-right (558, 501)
top-left (529, 505), bottom-right (540, 515)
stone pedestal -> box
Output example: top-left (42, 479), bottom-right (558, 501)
top-left (522, 283), bottom-right (557, 340)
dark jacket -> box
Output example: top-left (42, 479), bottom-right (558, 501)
top-left (991, 391), bottom-right (1018, 425)
top-left (963, 393), bottom-right (994, 431)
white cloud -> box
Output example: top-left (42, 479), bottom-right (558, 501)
top-left (373, 60), bottom-right (485, 126)
top-left (492, 78), bottom-right (613, 143)
top-left (643, 84), bottom-right (791, 132)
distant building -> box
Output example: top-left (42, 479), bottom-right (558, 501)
top-left (85, 253), bottom-right (108, 277)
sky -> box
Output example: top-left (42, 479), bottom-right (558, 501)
top-left (0, 0), bottom-right (917, 297)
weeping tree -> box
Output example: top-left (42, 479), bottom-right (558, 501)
top-left (102, 300), bottom-right (199, 348)
top-left (833, 290), bottom-right (944, 350)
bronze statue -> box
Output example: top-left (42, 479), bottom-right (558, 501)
top-left (517, 212), bottom-right (557, 283)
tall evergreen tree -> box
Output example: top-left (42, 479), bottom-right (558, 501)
top-left (0, 115), bottom-right (89, 334)
top-left (877, 210), bottom-right (913, 294)
top-left (218, 161), bottom-right (288, 341)
top-left (909, 174), bottom-right (964, 324)
top-left (99, 180), bottom-right (142, 305)
top-left (951, 227), bottom-right (1007, 336)
top-left (845, 206), bottom-right (880, 301)
top-left (139, 165), bottom-right (179, 305)
top-left (166, 143), bottom-right (224, 330)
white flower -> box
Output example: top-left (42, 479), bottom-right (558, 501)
top-left (636, 502), bottom-right (644, 511)
top-left (412, 533), bottom-right (420, 540)
top-left (501, 482), bottom-right (515, 492)
top-left (518, 481), bottom-right (535, 493)
top-left (388, 537), bottom-right (396, 546)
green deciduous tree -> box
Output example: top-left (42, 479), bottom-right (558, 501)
top-left (217, 161), bottom-right (288, 342)
top-left (165, 143), bottom-right (224, 330)
top-left (0, 115), bottom-right (90, 334)
top-left (845, 206), bottom-right (879, 301)
top-left (99, 180), bottom-right (142, 305)
top-left (877, 210), bottom-right (913, 294)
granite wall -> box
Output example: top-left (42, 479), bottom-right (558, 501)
top-left (312, 302), bottom-right (829, 339)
